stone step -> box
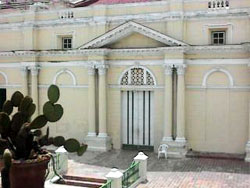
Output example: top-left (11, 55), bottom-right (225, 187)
top-left (54, 175), bottom-right (107, 188)
top-left (63, 175), bottom-right (107, 183)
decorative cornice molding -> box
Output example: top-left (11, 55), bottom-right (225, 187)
top-left (0, 45), bottom-right (247, 58)
top-left (79, 21), bottom-right (188, 49)
top-left (0, 7), bottom-right (250, 31)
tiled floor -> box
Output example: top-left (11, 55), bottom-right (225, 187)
top-left (67, 150), bottom-right (250, 187)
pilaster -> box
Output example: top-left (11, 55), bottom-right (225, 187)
top-left (30, 65), bottom-right (39, 117)
top-left (84, 60), bottom-right (112, 152)
top-left (162, 64), bottom-right (173, 142)
top-left (87, 66), bottom-right (96, 137)
top-left (20, 66), bottom-right (28, 96)
top-left (245, 100), bottom-right (250, 162)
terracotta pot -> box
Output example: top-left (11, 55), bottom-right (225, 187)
top-left (9, 155), bottom-right (51, 188)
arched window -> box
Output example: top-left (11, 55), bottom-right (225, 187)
top-left (120, 66), bottom-right (156, 86)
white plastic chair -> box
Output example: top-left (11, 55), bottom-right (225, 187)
top-left (158, 144), bottom-right (169, 159)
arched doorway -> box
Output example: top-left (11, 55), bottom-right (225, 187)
top-left (120, 66), bottom-right (156, 150)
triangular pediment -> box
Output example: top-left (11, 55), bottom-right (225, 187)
top-left (79, 21), bottom-right (189, 49)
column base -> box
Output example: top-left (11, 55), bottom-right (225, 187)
top-left (161, 138), bottom-right (187, 159)
top-left (87, 132), bottom-right (96, 137)
top-left (84, 134), bottom-right (112, 152)
top-left (245, 141), bottom-right (250, 162)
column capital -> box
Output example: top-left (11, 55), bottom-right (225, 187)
top-left (164, 64), bottom-right (173, 75)
top-left (30, 66), bottom-right (40, 76)
top-left (88, 67), bottom-right (96, 76)
top-left (20, 66), bottom-right (28, 76)
top-left (97, 64), bottom-right (109, 76)
top-left (176, 64), bottom-right (186, 75)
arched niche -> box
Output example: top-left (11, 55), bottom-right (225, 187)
top-left (53, 69), bottom-right (77, 86)
top-left (202, 68), bottom-right (234, 88)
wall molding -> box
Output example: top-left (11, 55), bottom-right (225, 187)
top-left (202, 67), bottom-right (234, 88)
top-left (0, 71), bottom-right (8, 85)
top-left (53, 69), bottom-right (77, 86)
top-left (186, 85), bottom-right (250, 90)
top-left (0, 7), bottom-right (249, 31)
top-left (0, 45), bottom-right (248, 58)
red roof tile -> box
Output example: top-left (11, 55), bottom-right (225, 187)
top-left (92, 0), bottom-right (159, 5)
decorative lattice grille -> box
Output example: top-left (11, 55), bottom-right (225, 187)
top-left (121, 67), bottom-right (155, 86)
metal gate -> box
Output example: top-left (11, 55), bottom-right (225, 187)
top-left (122, 91), bottom-right (153, 150)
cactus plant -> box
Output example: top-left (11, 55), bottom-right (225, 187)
top-left (11, 91), bottom-right (24, 107)
top-left (1, 149), bottom-right (12, 188)
top-left (0, 84), bottom-right (87, 188)
top-left (64, 138), bottom-right (80, 153)
top-left (0, 85), bottom-right (63, 159)
top-left (77, 144), bottom-right (88, 156)
top-left (2, 100), bottom-right (13, 115)
top-left (53, 136), bottom-right (65, 147)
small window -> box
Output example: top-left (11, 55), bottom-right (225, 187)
top-left (62, 37), bottom-right (72, 50)
top-left (211, 31), bottom-right (226, 45)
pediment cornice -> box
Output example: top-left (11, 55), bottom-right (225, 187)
top-left (78, 21), bottom-right (189, 49)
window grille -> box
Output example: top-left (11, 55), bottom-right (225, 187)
top-left (121, 67), bottom-right (155, 86)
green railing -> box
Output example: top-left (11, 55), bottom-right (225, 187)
top-left (122, 161), bottom-right (140, 188)
top-left (101, 180), bottom-right (112, 188)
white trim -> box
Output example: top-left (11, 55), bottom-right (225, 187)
top-left (0, 84), bottom-right (21, 88)
top-left (186, 85), bottom-right (250, 90)
top-left (0, 45), bottom-right (247, 58)
top-left (53, 69), bottom-right (77, 86)
top-left (186, 59), bottom-right (249, 65)
top-left (79, 21), bottom-right (188, 49)
top-left (0, 71), bottom-right (8, 85)
top-left (0, 7), bottom-right (249, 31)
top-left (118, 65), bottom-right (157, 86)
top-left (39, 84), bottom-right (88, 89)
top-left (109, 84), bottom-right (164, 90)
top-left (203, 23), bottom-right (233, 44)
top-left (202, 67), bottom-right (234, 88)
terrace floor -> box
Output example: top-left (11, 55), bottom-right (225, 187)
top-left (2, 149), bottom-right (250, 187)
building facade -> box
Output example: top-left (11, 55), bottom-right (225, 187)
top-left (0, 0), bottom-right (249, 160)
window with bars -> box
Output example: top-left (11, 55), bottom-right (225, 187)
top-left (62, 37), bottom-right (72, 50)
top-left (211, 31), bottom-right (226, 45)
top-left (121, 67), bottom-right (155, 86)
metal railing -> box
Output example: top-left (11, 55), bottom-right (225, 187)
top-left (122, 161), bottom-right (140, 188)
top-left (101, 180), bottom-right (112, 188)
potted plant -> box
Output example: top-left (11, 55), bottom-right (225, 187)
top-left (0, 85), bottom-right (86, 188)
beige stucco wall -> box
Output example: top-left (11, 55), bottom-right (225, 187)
top-left (0, 0), bottom-right (249, 154)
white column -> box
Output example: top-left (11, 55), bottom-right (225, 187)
top-left (87, 67), bottom-right (96, 137)
top-left (31, 66), bottom-right (39, 117)
top-left (98, 65), bottom-right (108, 137)
top-left (134, 152), bottom-right (148, 183)
top-left (20, 66), bottom-right (28, 96)
top-left (245, 100), bottom-right (250, 162)
top-left (106, 168), bottom-right (123, 188)
top-left (162, 65), bottom-right (173, 142)
top-left (176, 65), bottom-right (186, 142)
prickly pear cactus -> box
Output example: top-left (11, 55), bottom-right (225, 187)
top-left (1, 149), bottom-right (12, 188)
top-left (64, 138), bottom-right (80, 153)
top-left (2, 100), bottom-right (13, 115)
top-left (11, 91), bottom-right (24, 107)
top-left (47, 84), bottom-right (60, 104)
top-left (77, 144), bottom-right (88, 156)
top-left (53, 136), bottom-right (65, 147)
